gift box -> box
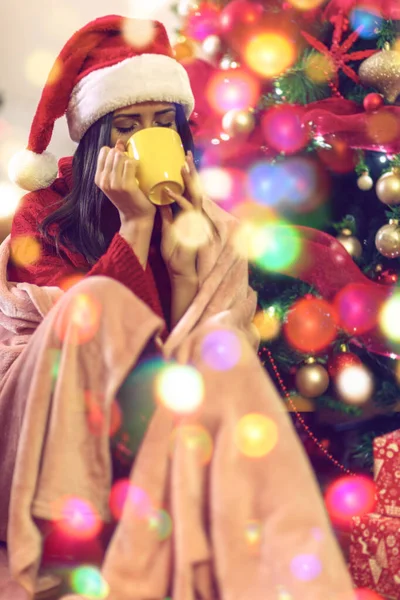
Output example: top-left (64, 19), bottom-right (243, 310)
top-left (349, 512), bottom-right (400, 599)
top-left (373, 430), bottom-right (400, 517)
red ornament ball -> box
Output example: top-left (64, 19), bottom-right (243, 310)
top-left (327, 352), bottom-right (362, 378)
top-left (185, 2), bottom-right (221, 42)
top-left (284, 297), bottom-right (338, 353)
top-left (219, 0), bottom-right (264, 48)
top-left (363, 93), bottom-right (384, 113)
top-left (261, 104), bottom-right (309, 155)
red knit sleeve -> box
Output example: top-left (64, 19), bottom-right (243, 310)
top-left (7, 190), bottom-right (164, 320)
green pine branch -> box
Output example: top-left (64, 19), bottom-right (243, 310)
top-left (275, 49), bottom-right (331, 105)
top-left (376, 20), bottom-right (397, 49)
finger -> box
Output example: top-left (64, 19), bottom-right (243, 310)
top-left (95, 147), bottom-right (110, 185)
top-left (111, 151), bottom-right (126, 186)
top-left (122, 157), bottom-right (139, 188)
top-left (159, 205), bottom-right (173, 227)
top-left (187, 150), bottom-right (196, 175)
top-left (104, 148), bottom-right (116, 178)
top-left (165, 187), bottom-right (194, 211)
top-left (181, 166), bottom-right (203, 210)
top-left (115, 138), bottom-right (126, 152)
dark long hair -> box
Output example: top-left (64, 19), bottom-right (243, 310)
top-left (39, 104), bottom-right (195, 265)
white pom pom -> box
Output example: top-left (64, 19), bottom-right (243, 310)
top-left (8, 149), bottom-right (58, 191)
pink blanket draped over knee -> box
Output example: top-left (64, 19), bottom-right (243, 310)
top-left (0, 198), bottom-right (354, 598)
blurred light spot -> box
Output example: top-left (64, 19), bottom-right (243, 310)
top-left (256, 222), bottom-right (302, 272)
top-left (122, 18), bottom-right (155, 48)
top-left (235, 413), bottom-right (278, 458)
top-left (149, 509), bottom-right (173, 541)
top-left (109, 480), bottom-right (153, 521)
top-left (335, 364), bottom-right (374, 405)
top-left (253, 307), bottom-right (281, 341)
top-left (84, 392), bottom-right (122, 438)
top-left (25, 51), bottom-right (61, 87)
top-left (55, 292), bottom-right (102, 345)
top-left (206, 68), bottom-right (260, 115)
top-left (244, 32), bottom-right (296, 78)
top-left (0, 182), bottom-right (23, 218)
top-left (10, 235), bottom-right (41, 266)
top-left (290, 554), bottom-right (322, 581)
top-left (366, 111), bottom-right (400, 145)
top-left (199, 167), bottom-right (233, 203)
top-left (201, 329), bottom-right (242, 370)
top-left (170, 424), bottom-right (213, 465)
top-left (53, 496), bottom-right (102, 540)
top-left (334, 283), bottom-right (380, 335)
top-left (173, 211), bottom-right (212, 249)
top-left (184, 2), bottom-right (220, 41)
top-left (350, 8), bottom-right (383, 39)
top-left (245, 520), bottom-right (262, 553)
top-left (262, 106), bottom-right (309, 154)
top-left (70, 565), bottom-right (109, 599)
top-left (305, 53), bottom-right (335, 84)
top-left (379, 291), bottom-right (400, 342)
top-left (354, 589), bottom-right (385, 600)
top-left (325, 475), bottom-right (376, 527)
top-left (248, 161), bottom-right (284, 207)
top-left (285, 297), bottom-right (338, 353)
top-left (59, 273), bottom-right (85, 291)
top-left (156, 364), bottom-right (204, 414)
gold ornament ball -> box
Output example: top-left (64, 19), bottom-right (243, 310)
top-left (358, 44), bottom-right (400, 104)
top-left (336, 228), bottom-right (363, 259)
top-left (222, 108), bottom-right (255, 136)
top-left (376, 170), bottom-right (400, 205)
top-left (357, 172), bottom-right (374, 191)
top-left (295, 361), bottom-right (330, 398)
top-left (375, 220), bottom-right (400, 258)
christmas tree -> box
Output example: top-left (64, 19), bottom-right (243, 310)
top-left (172, 0), bottom-right (400, 479)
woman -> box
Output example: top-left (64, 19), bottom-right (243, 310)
top-left (0, 14), bottom-right (354, 600)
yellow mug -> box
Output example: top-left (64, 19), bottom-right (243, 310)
top-left (126, 127), bottom-right (186, 206)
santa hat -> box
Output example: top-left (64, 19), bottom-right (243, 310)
top-left (9, 15), bottom-right (195, 192)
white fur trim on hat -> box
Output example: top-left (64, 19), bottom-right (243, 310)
top-left (8, 149), bottom-right (58, 192)
top-left (67, 54), bottom-right (195, 142)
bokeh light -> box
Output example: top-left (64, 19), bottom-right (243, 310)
top-left (335, 364), bottom-right (374, 405)
top-left (84, 392), bottom-right (122, 438)
top-left (148, 509), bottom-right (173, 541)
top-left (10, 235), bottom-right (41, 267)
top-left (185, 2), bottom-right (221, 41)
top-left (243, 32), bottom-right (296, 78)
top-left (379, 291), bottom-right (400, 342)
top-left (350, 8), bottom-right (383, 39)
top-left (155, 364), bottom-right (204, 414)
top-left (256, 222), bottom-right (302, 272)
top-left (317, 136), bottom-right (356, 174)
top-left (366, 111), bottom-right (400, 145)
top-left (122, 18), bottom-right (156, 49)
top-left (261, 105), bottom-right (309, 154)
top-left (247, 161), bottom-right (285, 207)
top-left (59, 273), bottom-right (85, 291)
top-left (325, 475), bottom-right (376, 527)
top-left (290, 554), bottom-right (322, 582)
top-left (173, 211), bottom-right (212, 250)
top-left (333, 283), bottom-right (380, 335)
top-left (25, 51), bottom-right (61, 87)
top-left (70, 566), bottom-right (109, 599)
top-left (288, 0), bottom-right (325, 9)
top-left (55, 292), bottom-right (102, 345)
top-left (109, 480), bottom-right (153, 521)
top-left (354, 589), bottom-right (384, 600)
top-left (235, 413), bottom-right (278, 458)
top-left (285, 296), bottom-right (338, 353)
top-left (252, 307), bottom-right (281, 341)
top-left (305, 52), bottom-right (335, 84)
top-left (0, 182), bottom-right (23, 218)
top-left (245, 520), bottom-right (262, 553)
top-left (199, 167), bottom-right (246, 211)
top-left (53, 496), bottom-right (102, 540)
top-left (170, 424), bottom-right (213, 465)
top-left (206, 68), bottom-right (260, 115)
top-left (200, 329), bottom-right (242, 370)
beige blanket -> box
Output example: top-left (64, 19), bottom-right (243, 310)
top-left (0, 198), bottom-right (353, 599)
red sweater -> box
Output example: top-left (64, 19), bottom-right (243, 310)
top-left (7, 157), bottom-right (171, 335)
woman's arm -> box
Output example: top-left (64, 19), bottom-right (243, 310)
top-left (170, 275), bottom-right (198, 329)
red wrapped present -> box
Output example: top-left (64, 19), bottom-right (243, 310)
top-left (350, 512), bottom-right (400, 600)
top-left (373, 431), bottom-right (400, 517)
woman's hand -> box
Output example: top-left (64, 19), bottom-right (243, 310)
top-left (95, 139), bottom-right (156, 225)
top-left (159, 151), bottom-right (213, 281)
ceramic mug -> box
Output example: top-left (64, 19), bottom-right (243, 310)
top-left (126, 127), bottom-right (186, 206)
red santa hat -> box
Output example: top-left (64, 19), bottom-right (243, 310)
top-left (9, 15), bottom-right (195, 192)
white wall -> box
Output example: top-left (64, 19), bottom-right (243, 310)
top-left (0, 0), bottom-right (179, 183)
